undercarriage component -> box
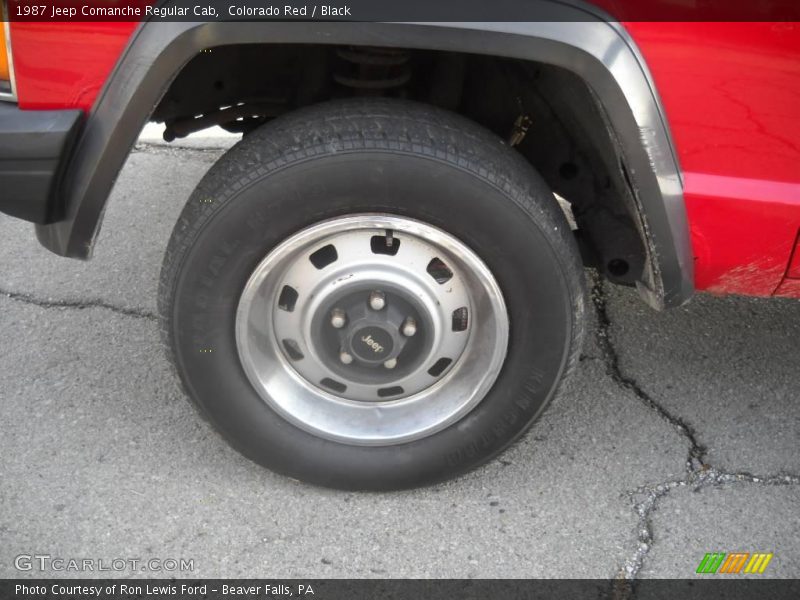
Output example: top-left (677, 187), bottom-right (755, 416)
top-left (334, 47), bottom-right (411, 93)
top-left (162, 102), bottom-right (286, 141)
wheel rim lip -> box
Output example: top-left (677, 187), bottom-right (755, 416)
top-left (235, 214), bottom-right (509, 446)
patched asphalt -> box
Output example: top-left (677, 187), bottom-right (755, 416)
top-left (1, 140), bottom-right (798, 580)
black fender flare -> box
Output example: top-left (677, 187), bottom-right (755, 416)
top-left (36, 11), bottom-right (694, 308)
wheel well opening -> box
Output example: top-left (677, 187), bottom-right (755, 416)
top-left (152, 43), bottom-right (648, 285)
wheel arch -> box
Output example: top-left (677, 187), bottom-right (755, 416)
top-left (35, 15), bottom-right (693, 308)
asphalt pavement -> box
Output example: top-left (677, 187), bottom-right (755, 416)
top-left (1, 137), bottom-right (798, 580)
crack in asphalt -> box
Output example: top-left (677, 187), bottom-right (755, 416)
top-left (622, 468), bottom-right (800, 584)
top-left (590, 273), bottom-right (708, 471)
top-left (589, 273), bottom-right (800, 592)
top-left (579, 353), bottom-right (602, 362)
top-left (0, 287), bottom-right (157, 321)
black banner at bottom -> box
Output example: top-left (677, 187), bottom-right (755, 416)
top-left (3, 579), bottom-right (800, 600)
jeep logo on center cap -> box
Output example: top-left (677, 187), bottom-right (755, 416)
top-left (351, 326), bottom-right (394, 361)
top-left (361, 334), bottom-right (384, 354)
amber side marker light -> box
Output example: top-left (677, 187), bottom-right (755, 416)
top-left (0, 1), bottom-right (14, 97)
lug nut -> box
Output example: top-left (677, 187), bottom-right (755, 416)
top-left (339, 351), bottom-right (354, 365)
top-left (369, 290), bottom-right (386, 311)
top-left (401, 317), bottom-right (417, 337)
top-left (330, 308), bottom-right (347, 329)
top-left (383, 358), bottom-right (397, 369)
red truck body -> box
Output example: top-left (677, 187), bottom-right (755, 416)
top-left (627, 22), bottom-right (800, 297)
top-left (7, 19), bottom-right (800, 298)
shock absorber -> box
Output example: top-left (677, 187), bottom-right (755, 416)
top-left (334, 46), bottom-right (411, 94)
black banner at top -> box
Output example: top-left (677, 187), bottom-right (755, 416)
top-left (4, 0), bottom-right (800, 22)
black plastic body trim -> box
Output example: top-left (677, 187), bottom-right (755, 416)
top-left (0, 103), bottom-right (82, 223)
top-left (33, 12), bottom-right (694, 308)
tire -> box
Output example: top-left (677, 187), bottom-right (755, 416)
top-left (158, 98), bottom-right (585, 490)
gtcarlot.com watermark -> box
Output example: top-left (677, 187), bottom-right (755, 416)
top-left (14, 554), bottom-right (194, 573)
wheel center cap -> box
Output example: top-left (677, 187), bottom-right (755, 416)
top-left (351, 326), bottom-right (394, 362)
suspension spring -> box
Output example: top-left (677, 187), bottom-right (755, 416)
top-left (334, 46), bottom-right (412, 92)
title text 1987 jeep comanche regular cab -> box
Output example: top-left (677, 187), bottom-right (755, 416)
top-left (1, 3), bottom-right (798, 489)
